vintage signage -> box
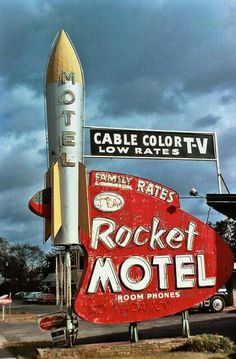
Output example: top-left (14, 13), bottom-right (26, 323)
top-left (38, 312), bottom-right (67, 332)
top-left (0, 297), bottom-right (12, 305)
top-left (74, 170), bottom-right (234, 324)
top-left (90, 128), bottom-right (216, 160)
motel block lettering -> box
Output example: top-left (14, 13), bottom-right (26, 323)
top-left (74, 171), bottom-right (234, 324)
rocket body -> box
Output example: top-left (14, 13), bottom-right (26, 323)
top-left (45, 30), bottom-right (84, 245)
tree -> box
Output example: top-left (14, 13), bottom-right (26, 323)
top-left (212, 218), bottom-right (236, 254)
top-left (42, 250), bottom-right (57, 277)
top-left (9, 243), bottom-right (45, 272)
top-left (0, 237), bottom-right (10, 287)
top-left (211, 218), bottom-right (236, 306)
top-left (0, 241), bottom-right (46, 293)
top-left (0, 237), bottom-right (10, 275)
top-left (8, 243), bottom-right (45, 277)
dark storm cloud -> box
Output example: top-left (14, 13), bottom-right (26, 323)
top-left (0, 215), bottom-right (44, 245)
top-left (99, 79), bottom-right (184, 116)
top-left (0, 134), bottom-right (46, 192)
top-left (218, 127), bottom-right (236, 165)
top-left (0, 81), bottom-right (44, 135)
top-left (0, 189), bottom-right (35, 222)
top-left (1, 0), bottom-right (236, 116)
top-left (220, 94), bottom-right (235, 105)
top-left (196, 114), bottom-right (221, 128)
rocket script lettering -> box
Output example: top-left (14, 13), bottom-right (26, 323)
top-left (90, 217), bottom-right (197, 251)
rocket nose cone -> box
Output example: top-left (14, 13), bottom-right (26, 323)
top-left (59, 28), bottom-right (66, 35)
top-left (56, 29), bottom-right (67, 43)
top-left (46, 30), bottom-right (84, 85)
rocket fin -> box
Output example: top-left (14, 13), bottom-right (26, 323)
top-left (44, 168), bottom-right (51, 242)
top-left (30, 161), bottom-right (89, 242)
top-left (28, 188), bottom-right (51, 219)
top-left (79, 162), bottom-right (90, 236)
top-left (51, 161), bottom-right (62, 238)
top-left (44, 219), bottom-right (51, 242)
top-left (28, 169), bottom-right (52, 242)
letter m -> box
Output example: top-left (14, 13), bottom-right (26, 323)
top-left (60, 71), bottom-right (75, 84)
top-left (87, 258), bottom-right (122, 293)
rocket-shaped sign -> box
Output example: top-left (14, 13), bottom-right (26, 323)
top-left (29, 30), bottom-right (88, 245)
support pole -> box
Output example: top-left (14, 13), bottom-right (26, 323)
top-left (129, 322), bottom-right (138, 342)
top-left (55, 255), bottom-right (59, 306)
top-left (63, 248), bottom-right (78, 347)
top-left (214, 132), bottom-right (222, 194)
top-left (9, 293), bottom-right (11, 316)
top-left (2, 305), bottom-right (5, 321)
top-left (182, 310), bottom-right (190, 338)
top-left (59, 252), bottom-right (63, 308)
top-left (64, 249), bottom-right (73, 347)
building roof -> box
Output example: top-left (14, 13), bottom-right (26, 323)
top-left (206, 194), bottom-right (236, 220)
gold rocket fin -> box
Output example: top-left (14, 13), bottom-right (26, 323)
top-left (44, 168), bottom-right (51, 242)
top-left (79, 162), bottom-right (90, 236)
top-left (52, 161), bottom-right (62, 238)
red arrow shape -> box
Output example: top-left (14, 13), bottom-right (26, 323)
top-left (74, 171), bottom-right (234, 324)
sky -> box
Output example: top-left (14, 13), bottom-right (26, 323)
top-left (1, 0), bottom-right (236, 250)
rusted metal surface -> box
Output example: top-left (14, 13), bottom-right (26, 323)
top-left (74, 170), bottom-right (234, 324)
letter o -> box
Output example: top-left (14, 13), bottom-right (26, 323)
top-left (59, 90), bottom-right (75, 105)
top-left (149, 135), bottom-right (157, 147)
top-left (165, 136), bottom-right (173, 147)
top-left (106, 146), bottom-right (115, 153)
top-left (120, 256), bottom-right (151, 291)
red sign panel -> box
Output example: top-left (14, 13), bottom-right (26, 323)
top-left (0, 297), bottom-right (12, 305)
top-left (38, 312), bottom-right (66, 332)
top-left (74, 171), bottom-right (234, 324)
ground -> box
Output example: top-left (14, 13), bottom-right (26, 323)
top-left (1, 306), bottom-right (236, 358)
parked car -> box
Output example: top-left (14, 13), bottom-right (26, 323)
top-left (24, 292), bottom-right (44, 303)
top-left (37, 293), bottom-right (56, 304)
top-left (14, 291), bottom-right (29, 300)
top-left (192, 287), bottom-right (230, 313)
